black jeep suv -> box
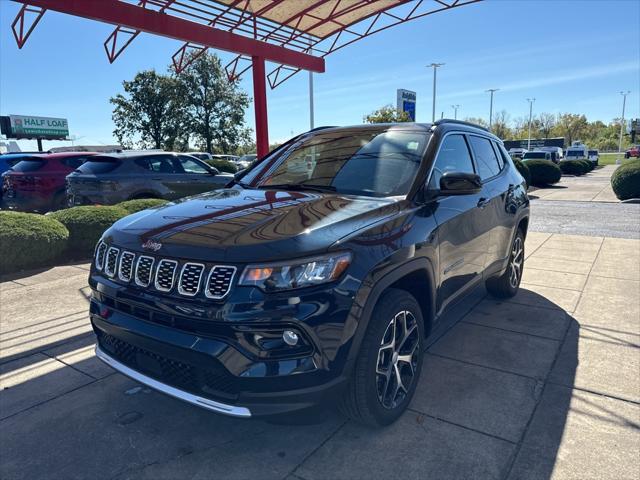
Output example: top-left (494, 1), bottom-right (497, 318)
top-left (89, 121), bottom-right (529, 427)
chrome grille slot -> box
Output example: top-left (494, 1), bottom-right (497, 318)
top-left (104, 247), bottom-right (120, 277)
top-left (118, 251), bottom-right (135, 282)
top-left (178, 263), bottom-right (205, 296)
top-left (95, 242), bottom-right (107, 270)
top-left (205, 266), bottom-right (236, 299)
top-left (135, 256), bottom-right (155, 287)
top-left (155, 259), bottom-right (178, 292)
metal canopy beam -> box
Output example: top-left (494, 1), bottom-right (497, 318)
top-left (13, 0), bottom-right (325, 73)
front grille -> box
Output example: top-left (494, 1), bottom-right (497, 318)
top-left (98, 332), bottom-right (238, 399)
top-left (178, 263), bottom-right (205, 296)
top-left (206, 266), bottom-right (237, 299)
top-left (118, 251), bottom-right (135, 282)
top-left (135, 256), bottom-right (155, 287)
top-left (155, 259), bottom-right (178, 292)
top-left (105, 247), bottom-right (119, 277)
top-left (95, 247), bottom-right (235, 300)
top-left (95, 242), bottom-right (107, 270)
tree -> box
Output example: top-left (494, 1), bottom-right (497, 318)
top-left (554, 113), bottom-right (588, 146)
top-left (364, 105), bottom-right (412, 123)
top-left (537, 112), bottom-right (557, 138)
top-left (491, 110), bottom-right (511, 139)
top-left (176, 52), bottom-right (251, 153)
top-left (111, 70), bottom-right (186, 150)
top-left (463, 117), bottom-right (488, 128)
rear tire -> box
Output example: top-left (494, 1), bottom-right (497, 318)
top-left (486, 229), bottom-right (525, 298)
top-left (338, 288), bottom-right (424, 427)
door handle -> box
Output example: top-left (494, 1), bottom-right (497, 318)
top-left (477, 197), bottom-right (490, 208)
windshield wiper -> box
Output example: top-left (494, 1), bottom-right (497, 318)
top-left (257, 183), bottom-right (337, 193)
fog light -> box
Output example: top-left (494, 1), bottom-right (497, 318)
top-left (282, 330), bottom-right (299, 346)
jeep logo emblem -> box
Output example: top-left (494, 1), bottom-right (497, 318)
top-left (141, 239), bottom-right (162, 251)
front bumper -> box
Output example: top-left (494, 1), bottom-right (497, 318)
top-left (89, 272), bottom-right (357, 417)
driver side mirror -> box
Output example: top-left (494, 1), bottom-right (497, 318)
top-left (439, 171), bottom-right (482, 195)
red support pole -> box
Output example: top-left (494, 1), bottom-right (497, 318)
top-left (252, 56), bottom-right (269, 159)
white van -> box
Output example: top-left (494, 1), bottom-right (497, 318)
top-left (564, 142), bottom-right (589, 161)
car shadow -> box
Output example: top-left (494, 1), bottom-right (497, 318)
top-left (0, 286), bottom-right (579, 480)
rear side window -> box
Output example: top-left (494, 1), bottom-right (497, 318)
top-left (76, 157), bottom-right (121, 174)
top-left (492, 142), bottom-right (505, 169)
top-left (469, 136), bottom-right (502, 180)
top-left (62, 156), bottom-right (89, 169)
top-left (11, 159), bottom-right (46, 172)
top-left (429, 134), bottom-right (475, 189)
top-left (177, 156), bottom-right (210, 174)
top-left (147, 156), bottom-right (177, 173)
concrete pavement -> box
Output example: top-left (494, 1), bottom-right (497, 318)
top-left (1, 233), bottom-right (639, 480)
top-left (530, 165), bottom-right (620, 203)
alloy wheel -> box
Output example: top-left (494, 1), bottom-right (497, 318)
top-left (509, 236), bottom-right (524, 288)
top-left (376, 310), bottom-right (420, 409)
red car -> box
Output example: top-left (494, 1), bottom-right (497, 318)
top-left (2, 152), bottom-right (96, 212)
top-left (625, 145), bottom-right (640, 158)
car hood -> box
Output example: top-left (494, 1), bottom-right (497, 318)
top-left (104, 188), bottom-right (404, 262)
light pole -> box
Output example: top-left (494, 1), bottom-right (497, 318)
top-left (486, 88), bottom-right (499, 130)
top-left (451, 104), bottom-right (460, 120)
top-left (526, 98), bottom-right (535, 150)
top-left (618, 91), bottom-right (630, 155)
top-left (428, 62), bottom-right (444, 122)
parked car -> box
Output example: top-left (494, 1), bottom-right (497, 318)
top-left (538, 146), bottom-right (563, 161)
top-left (588, 149), bottom-right (599, 165)
top-left (236, 153), bottom-right (257, 169)
top-left (624, 145), bottom-right (640, 158)
top-left (522, 150), bottom-right (553, 162)
top-left (89, 120), bottom-right (529, 427)
top-left (508, 147), bottom-right (527, 159)
top-left (211, 154), bottom-right (240, 162)
top-left (564, 142), bottom-right (589, 160)
top-left (66, 152), bottom-right (233, 206)
top-left (189, 152), bottom-right (213, 161)
top-left (2, 152), bottom-right (95, 212)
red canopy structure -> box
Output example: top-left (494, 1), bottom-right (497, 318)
top-left (11, 0), bottom-right (481, 156)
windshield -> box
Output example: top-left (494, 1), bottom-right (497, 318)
top-left (241, 128), bottom-right (429, 197)
top-left (566, 150), bottom-right (584, 157)
top-left (10, 159), bottom-right (46, 172)
top-left (76, 157), bottom-right (121, 174)
top-left (588, 150), bottom-right (598, 155)
top-left (524, 152), bottom-right (547, 159)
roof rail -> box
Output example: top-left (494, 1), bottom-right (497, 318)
top-left (434, 118), bottom-right (490, 132)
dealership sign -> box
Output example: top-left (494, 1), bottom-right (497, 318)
top-left (0, 115), bottom-right (69, 140)
top-left (396, 89), bottom-right (416, 121)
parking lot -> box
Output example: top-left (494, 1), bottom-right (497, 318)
top-left (1, 222), bottom-right (638, 479)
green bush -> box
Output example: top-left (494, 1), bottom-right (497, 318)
top-left (581, 160), bottom-right (594, 172)
top-left (206, 159), bottom-right (238, 173)
top-left (0, 211), bottom-right (69, 273)
top-left (514, 160), bottom-right (531, 188)
top-left (560, 160), bottom-right (588, 175)
top-left (526, 159), bottom-right (562, 186)
top-left (50, 205), bottom-right (128, 256)
top-left (117, 198), bottom-right (169, 214)
top-left (611, 159), bottom-right (640, 200)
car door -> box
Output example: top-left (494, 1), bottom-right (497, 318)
top-left (175, 155), bottom-right (226, 195)
top-left (467, 135), bottom-right (512, 273)
top-left (430, 133), bottom-right (491, 312)
top-left (146, 155), bottom-right (184, 200)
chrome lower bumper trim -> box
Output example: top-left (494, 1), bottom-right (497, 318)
top-left (95, 346), bottom-right (251, 418)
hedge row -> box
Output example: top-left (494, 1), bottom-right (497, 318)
top-left (560, 159), bottom-right (594, 176)
top-left (514, 160), bottom-right (531, 188)
top-left (0, 199), bottom-right (169, 274)
top-left (525, 159), bottom-right (562, 187)
top-left (611, 159), bottom-right (640, 200)
top-left (206, 159), bottom-right (238, 173)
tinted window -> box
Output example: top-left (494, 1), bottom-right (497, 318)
top-left (148, 156), bottom-right (177, 173)
top-left (11, 159), bottom-right (46, 172)
top-left (243, 129), bottom-right (428, 197)
top-left (77, 157), bottom-right (121, 174)
top-left (429, 134), bottom-right (475, 189)
top-left (469, 136), bottom-right (501, 180)
top-left (588, 150), bottom-right (598, 155)
top-left (523, 152), bottom-right (547, 159)
top-left (178, 156), bottom-right (209, 174)
top-left (492, 142), bottom-right (505, 169)
top-left (63, 156), bottom-right (88, 169)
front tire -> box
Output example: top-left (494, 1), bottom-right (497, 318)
top-left (486, 229), bottom-right (525, 298)
top-left (339, 288), bottom-right (424, 427)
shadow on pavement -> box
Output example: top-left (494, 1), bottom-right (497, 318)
top-left (0, 287), bottom-right (578, 480)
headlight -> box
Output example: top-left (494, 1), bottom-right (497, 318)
top-left (239, 252), bottom-right (352, 292)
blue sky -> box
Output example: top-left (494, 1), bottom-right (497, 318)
top-left (1, 0), bottom-right (639, 150)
